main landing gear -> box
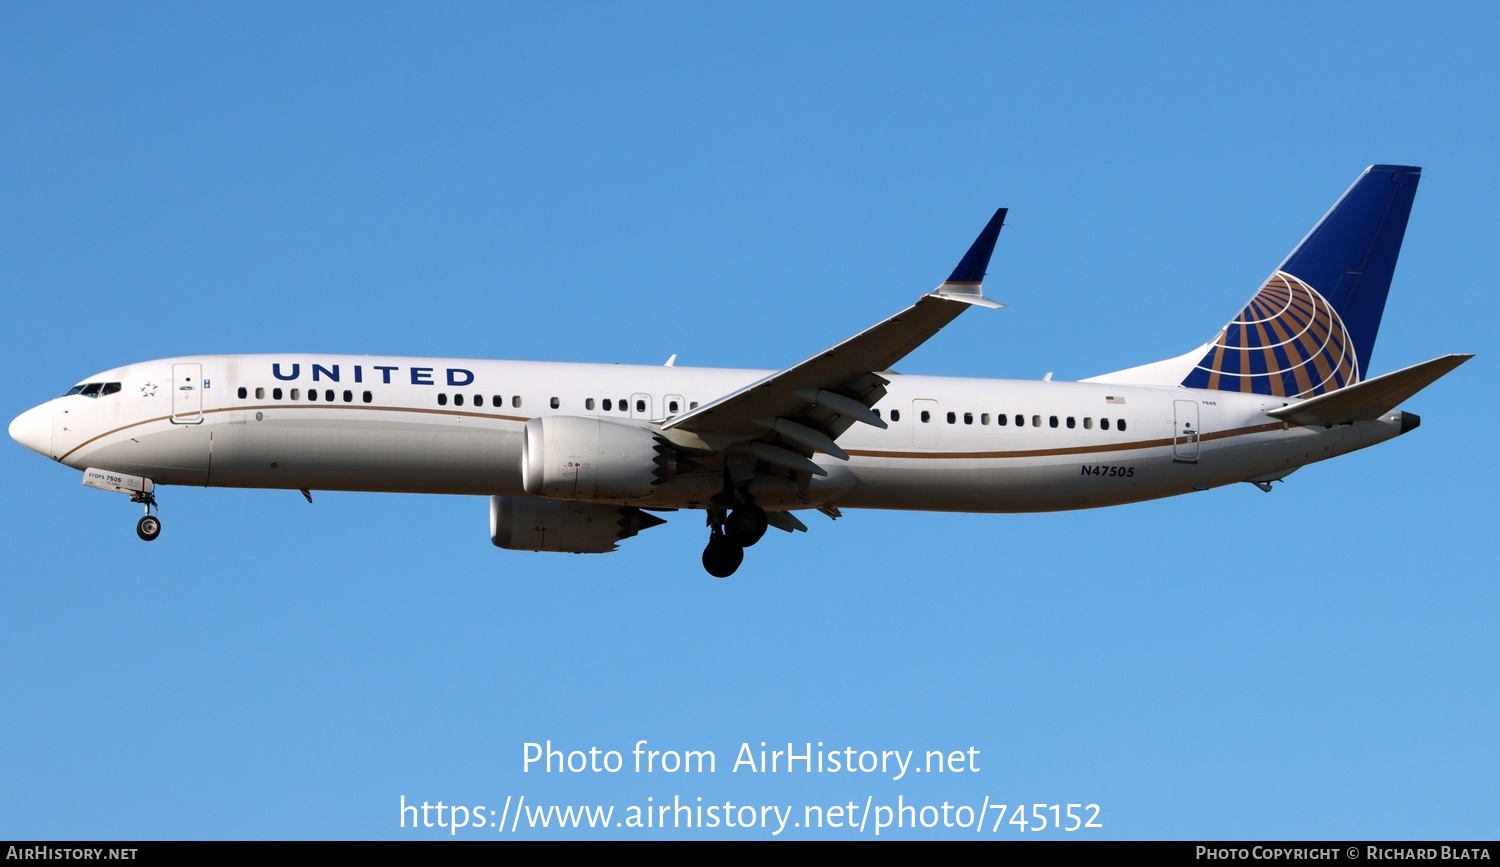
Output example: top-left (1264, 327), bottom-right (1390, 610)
top-left (701, 501), bottom-right (767, 578)
top-left (133, 491), bottom-right (161, 541)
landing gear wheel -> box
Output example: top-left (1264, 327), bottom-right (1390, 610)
top-left (136, 515), bottom-right (161, 542)
top-left (702, 533), bottom-right (744, 578)
top-left (726, 503), bottom-right (769, 547)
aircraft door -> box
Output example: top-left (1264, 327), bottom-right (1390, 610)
top-left (171, 363), bottom-right (204, 424)
top-left (913, 399), bottom-right (939, 449)
top-left (630, 393), bottom-right (652, 420)
top-left (1173, 400), bottom-right (1200, 463)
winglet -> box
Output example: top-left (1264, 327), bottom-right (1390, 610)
top-left (946, 208), bottom-right (1007, 283)
top-left (932, 207), bottom-right (1007, 308)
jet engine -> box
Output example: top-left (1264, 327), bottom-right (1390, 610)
top-left (520, 416), bottom-right (680, 500)
top-left (490, 496), bottom-right (666, 553)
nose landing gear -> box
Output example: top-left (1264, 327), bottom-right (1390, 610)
top-left (133, 490), bottom-right (161, 542)
top-left (81, 468), bottom-right (162, 542)
top-left (136, 513), bottom-right (161, 541)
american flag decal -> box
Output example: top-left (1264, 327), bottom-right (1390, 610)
top-left (1106, 396), bottom-right (1125, 405)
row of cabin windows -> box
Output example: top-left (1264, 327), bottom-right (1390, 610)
top-left (64, 382), bottom-right (122, 398)
top-left (436, 393), bottom-right (522, 408)
top-left (231, 385), bottom-right (1125, 431)
top-left (872, 407), bottom-right (1128, 432)
top-left (235, 386), bottom-right (523, 408)
top-left (233, 387), bottom-right (703, 416)
top-left (581, 397), bottom-right (699, 414)
top-left (434, 395), bottom-right (704, 414)
top-left (239, 386), bottom-right (377, 404)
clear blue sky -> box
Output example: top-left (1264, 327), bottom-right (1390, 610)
top-left (2, 2), bottom-right (1495, 840)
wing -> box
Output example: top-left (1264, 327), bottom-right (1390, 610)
top-left (661, 208), bottom-right (1007, 475)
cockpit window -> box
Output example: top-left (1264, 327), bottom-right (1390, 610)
top-left (64, 385), bottom-right (85, 396)
top-left (80, 383), bottom-right (103, 398)
top-left (101, 382), bottom-right (122, 396)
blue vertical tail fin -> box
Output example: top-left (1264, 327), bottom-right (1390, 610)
top-left (1086, 166), bottom-right (1422, 396)
top-left (1179, 165), bottom-right (1421, 397)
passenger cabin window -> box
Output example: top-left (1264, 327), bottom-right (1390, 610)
top-left (1031, 415), bottom-right (1041, 427)
top-left (890, 409), bottom-right (900, 422)
top-left (669, 400), bottom-right (680, 413)
top-left (512, 396), bottom-right (522, 408)
top-left (946, 412), bottom-right (956, 424)
top-left (1084, 417), bottom-right (1093, 429)
top-left (1119, 419), bottom-right (1128, 431)
top-left (343, 390), bottom-right (353, 403)
top-left (980, 413), bottom-right (989, 425)
top-left (964, 412), bottom-right (974, 425)
top-left (455, 394), bottom-right (465, 406)
top-left (325, 389), bottom-right (335, 402)
top-left (1066, 416), bottom-right (1075, 429)
top-left (586, 398), bottom-right (596, 410)
top-left (1049, 415), bottom-right (1058, 428)
top-left (362, 391), bottom-right (372, 404)
top-left (690, 401), bottom-right (699, 410)
top-left (602, 399), bottom-right (612, 411)
top-left (255, 387), bottom-right (265, 399)
top-left (492, 396), bottom-right (503, 408)
top-left (635, 399), bottom-right (645, 413)
top-left (291, 388), bottom-right (300, 400)
top-left (1101, 418), bottom-right (1110, 430)
top-left (273, 388), bottom-right (283, 400)
top-left (438, 393), bottom-right (448, 406)
top-left (920, 411), bottom-right (931, 423)
top-left (550, 397), bottom-right (560, 409)
top-left (997, 414), bottom-right (1007, 426)
top-left (238, 387), bottom-right (248, 399)
top-left (308, 389), bottom-right (318, 401)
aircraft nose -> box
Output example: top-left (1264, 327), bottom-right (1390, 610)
top-left (9, 403), bottom-right (52, 458)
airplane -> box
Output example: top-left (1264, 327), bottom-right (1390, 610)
top-left (8, 165), bottom-right (1472, 577)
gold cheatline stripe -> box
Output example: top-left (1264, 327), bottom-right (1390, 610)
top-left (56, 403), bottom-right (533, 462)
top-left (843, 421), bottom-right (1287, 460)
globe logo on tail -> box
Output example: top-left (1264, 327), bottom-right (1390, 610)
top-left (1182, 271), bottom-right (1358, 398)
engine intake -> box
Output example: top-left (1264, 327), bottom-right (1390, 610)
top-left (521, 416), bottom-right (680, 500)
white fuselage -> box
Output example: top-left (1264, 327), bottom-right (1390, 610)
top-left (17, 354), bottom-right (1408, 514)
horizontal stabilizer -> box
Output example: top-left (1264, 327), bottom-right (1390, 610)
top-left (1265, 353), bottom-right (1472, 426)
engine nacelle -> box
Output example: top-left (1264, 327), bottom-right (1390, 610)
top-left (521, 416), bottom-right (678, 500)
top-left (490, 496), bottom-right (666, 554)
